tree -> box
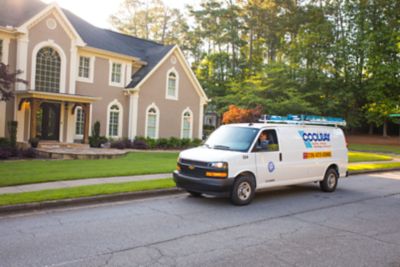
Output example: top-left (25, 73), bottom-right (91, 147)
top-left (0, 63), bottom-right (28, 101)
top-left (222, 104), bottom-right (262, 124)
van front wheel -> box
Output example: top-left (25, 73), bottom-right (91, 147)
top-left (320, 168), bottom-right (338, 192)
top-left (230, 175), bottom-right (255, 205)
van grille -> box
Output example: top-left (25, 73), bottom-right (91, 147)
top-left (179, 158), bottom-right (209, 167)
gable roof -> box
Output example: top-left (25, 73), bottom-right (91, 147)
top-left (0, 0), bottom-right (175, 89)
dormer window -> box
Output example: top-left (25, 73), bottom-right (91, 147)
top-left (166, 68), bottom-right (179, 100)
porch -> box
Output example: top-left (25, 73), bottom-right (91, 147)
top-left (15, 90), bottom-right (100, 145)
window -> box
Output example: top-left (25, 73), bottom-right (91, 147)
top-left (254, 130), bottom-right (279, 152)
top-left (75, 107), bottom-right (84, 136)
top-left (78, 56), bottom-right (90, 78)
top-left (166, 69), bottom-right (178, 100)
top-left (35, 47), bottom-right (61, 92)
top-left (111, 62), bottom-right (122, 83)
top-left (146, 105), bottom-right (159, 139)
top-left (181, 109), bottom-right (192, 139)
top-left (108, 105), bottom-right (120, 137)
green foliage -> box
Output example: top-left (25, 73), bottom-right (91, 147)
top-left (7, 121), bottom-right (17, 149)
top-left (89, 121), bottom-right (108, 148)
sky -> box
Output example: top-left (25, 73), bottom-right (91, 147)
top-left (42, 0), bottom-right (196, 29)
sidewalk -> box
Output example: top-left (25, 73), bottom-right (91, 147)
top-left (0, 173), bottom-right (172, 195)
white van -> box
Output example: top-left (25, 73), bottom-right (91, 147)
top-left (173, 115), bottom-right (348, 205)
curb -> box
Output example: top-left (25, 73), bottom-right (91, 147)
top-left (0, 188), bottom-right (183, 215)
top-left (1, 168), bottom-right (400, 215)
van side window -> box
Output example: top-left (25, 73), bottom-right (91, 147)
top-left (254, 130), bottom-right (279, 152)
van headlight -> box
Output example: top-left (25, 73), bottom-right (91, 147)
top-left (209, 162), bottom-right (228, 169)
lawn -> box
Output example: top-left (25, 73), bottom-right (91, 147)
top-left (0, 152), bottom-right (178, 187)
top-left (348, 152), bottom-right (392, 163)
top-left (0, 178), bottom-right (175, 206)
top-left (348, 162), bottom-right (400, 172)
top-left (349, 144), bottom-right (400, 155)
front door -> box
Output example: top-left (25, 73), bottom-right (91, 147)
top-left (37, 103), bottom-right (60, 140)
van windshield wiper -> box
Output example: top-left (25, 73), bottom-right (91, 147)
top-left (213, 145), bottom-right (231, 150)
top-left (203, 144), bottom-right (211, 149)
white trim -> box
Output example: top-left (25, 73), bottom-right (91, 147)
top-left (69, 44), bottom-right (77, 94)
top-left (31, 40), bottom-right (67, 93)
top-left (109, 60), bottom-right (126, 87)
top-left (0, 37), bottom-right (10, 64)
top-left (128, 91), bottom-right (139, 140)
top-left (145, 103), bottom-right (160, 139)
top-left (17, 3), bottom-right (85, 46)
top-left (59, 102), bottom-right (64, 142)
top-left (199, 100), bottom-right (205, 139)
top-left (165, 67), bottom-right (179, 101)
top-left (181, 107), bottom-right (193, 139)
top-left (125, 63), bottom-right (132, 85)
top-left (106, 99), bottom-right (123, 139)
top-left (16, 35), bottom-right (29, 91)
top-left (76, 55), bottom-right (95, 83)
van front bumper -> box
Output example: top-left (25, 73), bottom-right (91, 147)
top-left (173, 171), bottom-right (234, 197)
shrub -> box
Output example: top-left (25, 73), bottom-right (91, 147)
top-left (21, 148), bottom-right (36, 158)
top-left (29, 137), bottom-right (39, 148)
top-left (0, 138), bottom-right (11, 149)
top-left (89, 121), bottom-right (108, 148)
top-left (156, 138), bottom-right (169, 149)
top-left (0, 148), bottom-right (11, 159)
top-left (168, 137), bottom-right (181, 149)
top-left (190, 138), bottom-right (203, 147)
top-left (110, 140), bottom-right (126, 149)
top-left (7, 121), bottom-right (17, 149)
top-left (132, 139), bottom-right (148, 149)
top-left (180, 138), bottom-right (191, 148)
top-left (145, 137), bottom-right (156, 149)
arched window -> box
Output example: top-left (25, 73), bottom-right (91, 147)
top-left (108, 104), bottom-right (120, 137)
top-left (146, 104), bottom-right (159, 139)
top-left (75, 107), bottom-right (84, 137)
top-left (181, 108), bottom-right (193, 139)
top-left (35, 47), bottom-right (61, 92)
top-left (166, 69), bottom-right (178, 100)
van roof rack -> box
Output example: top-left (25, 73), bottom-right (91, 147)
top-left (259, 114), bottom-right (346, 127)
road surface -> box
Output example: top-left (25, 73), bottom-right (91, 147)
top-left (1, 171), bottom-right (400, 267)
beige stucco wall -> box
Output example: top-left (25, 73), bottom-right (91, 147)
top-left (27, 13), bottom-right (71, 92)
top-left (76, 57), bottom-right (130, 137)
top-left (136, 51), bottom-right (201, 139)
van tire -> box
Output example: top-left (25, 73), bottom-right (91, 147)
top-left (320, 168), bottom-right (338, 192)
top-left (230, 175), bottom-right (255, 205)
top-left (187, 191), bottom-right (202, 197)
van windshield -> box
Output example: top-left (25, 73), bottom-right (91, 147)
top-left (204, 126), bottom-right (259, 152)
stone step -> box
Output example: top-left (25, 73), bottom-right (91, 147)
top-left (37, 142), bottom-right (90, 149)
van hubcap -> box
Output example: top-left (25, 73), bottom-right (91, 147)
top-left (328, 173), bottom-right (336, 188)
top-left (237, 182), bottom-right (251, 200)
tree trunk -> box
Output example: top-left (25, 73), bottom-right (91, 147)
top-left (382, 120), bottom-right (388, 137)
top-left (368, 124), bottom-right (373, 135)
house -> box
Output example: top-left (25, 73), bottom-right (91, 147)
top-left (0, 0), bottom-right (208, 145)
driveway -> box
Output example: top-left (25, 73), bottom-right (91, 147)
top-left (0, 171), bottom-right (399, 267)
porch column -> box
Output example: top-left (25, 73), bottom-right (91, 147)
top-left (83, 103), bottom-right (90, 144)
top-left (30, 99), bottom-right (39, 139)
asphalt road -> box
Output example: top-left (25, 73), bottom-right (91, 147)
top-left (1, 172), bottom-right (400, 267)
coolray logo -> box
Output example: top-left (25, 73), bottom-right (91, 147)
top-left (298, 131), bottom-right (330, 148)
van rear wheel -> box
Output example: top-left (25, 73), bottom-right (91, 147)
top-left (320, 168), bottom-right (338, 192)
top-left (187, 190), bottom-right (202, 197)
top-left (230, 175), bottom-right (255, 205)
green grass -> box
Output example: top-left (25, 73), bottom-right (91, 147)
top-left (348, 152), bottom-right (392, 163)
top-left (348, 162), bottom-right (400, 172)
top-left (0, 178), bottom-right (175, 206)
top-left (349, 144), bottom-right (400, 154)
top-left (0, 152), bottom-right (178, 187)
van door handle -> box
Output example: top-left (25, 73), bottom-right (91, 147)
top-left (279, 153), bottom-right (282, 161)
